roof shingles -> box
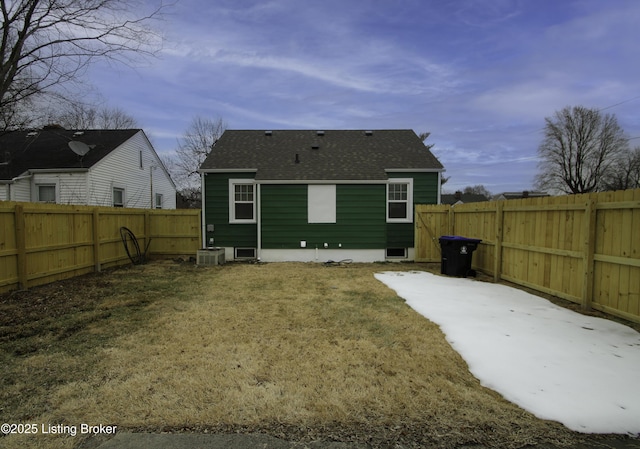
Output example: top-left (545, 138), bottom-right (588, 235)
top-left (0, 129), bottom-right (139, 180)
top-left (200, 129), bottom-right (444, 181)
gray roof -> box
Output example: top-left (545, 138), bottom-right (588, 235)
top-left (0, 129), bottom-right (140, 180)
top-left (200, 129), bottom-right (444, 180)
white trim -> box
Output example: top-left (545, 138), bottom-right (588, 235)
top-left (256, 179), bottom-right (388, 185)
top-left (386, 178), bottom-right (413, 223)
top-left (201, 172), bottom-right (207, 248)
top-left (34, 180), bottom-right (58, 203)
top-left (28, 168), bottom-right (88, 174)
top-left (385, 168), bottom-right (444, 173)
top-left (112, 184), bottom-right (126, 207)
top-left (257, 183), bottom-right (262, 260)
top-left (199, 168), bottom-right (257, 174)
top-left (228, 179), bottom-right (256, 223)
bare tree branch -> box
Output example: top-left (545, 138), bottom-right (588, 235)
top-left (1, 0), bottom-right (167, 129)
top-left (534, 106), bottom-right (628, 194)
top-left (46, 103), bottom-right (138, 129)
top-left (168, 116), bottom-right (227, 192)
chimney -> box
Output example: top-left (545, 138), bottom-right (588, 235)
top-left (522, 190), bottom-right (529, 198)
top-left (454, 191), bottom-right (462, 200)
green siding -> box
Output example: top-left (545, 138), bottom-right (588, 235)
top-left (261, 184), bottom-right (385, 249)
top-left (203, 173), bottom-right (257, 248)
top-left (203, 171), bottom-right (440, 251)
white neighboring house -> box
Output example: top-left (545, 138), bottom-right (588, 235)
top-left (0, 128), bottom-right (176, 208)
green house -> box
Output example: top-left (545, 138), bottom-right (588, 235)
top-left (199, 129), bottom-right (444, 262)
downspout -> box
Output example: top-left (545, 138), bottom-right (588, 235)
top-left (200, 172), bottom-right (207, 248)
top-left (256, 182), bottom-right (262, 261)
top-left (437, 171), bottom-right (442, 204)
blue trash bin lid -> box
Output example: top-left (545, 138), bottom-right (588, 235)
top-left (439, 235), bottom-right (482, 243)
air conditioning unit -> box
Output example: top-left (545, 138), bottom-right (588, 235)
top-left (196, 248), bottom-right (225, 266)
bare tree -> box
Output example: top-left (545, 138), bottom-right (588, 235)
top-left (534, 106), bottom-right (629, 194)
top-left (48, 103), bottom-right (138, 129)
top-left (463, 185), bottom-right (492, 198)
top-left (603, 147), bottom-right (640, 191)
top-left (170, 116), bottom-right (227, 193)
top-left (0, 0), bottom-right (165, 130)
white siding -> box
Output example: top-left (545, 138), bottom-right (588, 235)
top-left (9, 178), bottom-right (31, 202)
top-left (88, 131), bottom-right (176, 209)
top-left (31, 173), bottom-right (89, 204)
top-left (0, 184), bottom-right (7, 201)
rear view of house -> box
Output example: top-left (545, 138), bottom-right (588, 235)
top-left (0, 128), bottom-right (176, 209)
top-left (199, 129), bottom-right (444, 262)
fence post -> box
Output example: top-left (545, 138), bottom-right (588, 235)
top-left (448, 206), bottom-right (454, 235)
top-left (15, 204), bottom-right (28, 290)
top-left (581, 199), bottom-right (597, 311)
top-left (144, 211), bottom-right (151, 257)
top-left (493, 201), bottom-right (504, 282)
top-left (93, 208), bottom-right (101, 272)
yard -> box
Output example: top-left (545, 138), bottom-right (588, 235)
top-left (0, 261), bottom-right (629, 448)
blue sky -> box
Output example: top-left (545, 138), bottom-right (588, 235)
top-left (89, 0), bottom-right (640, 194)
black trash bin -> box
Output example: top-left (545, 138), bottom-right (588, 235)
top-left (438, 236), bottom-right (482, 277)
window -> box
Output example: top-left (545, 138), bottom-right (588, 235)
top-left (37, 184), bottom-right (56, 203)
top-left (386, 248), bottom-right (407, 258)
top-left (155, 193), bottom-right (163, 209)
top-left (235, 247), bottom-right (256, 259)
top-left (113, 187), bottom-right (125, 207)
top-left (387, 179), bottom-right (413, 222)
top-left (229, 180), bottom-right (255, 223)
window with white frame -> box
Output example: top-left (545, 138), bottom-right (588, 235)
top-left (37, 184), bottom-right (56, 203)
top-left (387, 179), bottom-right (413, 222)
top-left (229, 180), bottom-right (255, 223)
top-left (113, 187), bottom-right (125, 207)
top-left (155, 193), bottom-right (163, 209)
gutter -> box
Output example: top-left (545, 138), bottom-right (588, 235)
top-left (256, 182), bottom-right (262, 261)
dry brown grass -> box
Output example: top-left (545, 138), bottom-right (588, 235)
top-left (0, 261), bottom-right (595, 448)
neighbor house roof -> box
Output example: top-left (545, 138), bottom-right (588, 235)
top-left (441, 192), bottom-right (489, 205)
top-left (200, 129), bottom-right (444, 180)
top-left (0, 129), bottom-right (140, 180)
top-left (493, 191), bottom-right (550, 200)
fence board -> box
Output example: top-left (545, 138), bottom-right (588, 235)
top-left (0, 202), bottom-right (201, 293)
top-left (415, 188), bottom-right (640, 323)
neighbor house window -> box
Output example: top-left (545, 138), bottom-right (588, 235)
top-left (113, 187), bottom-right (125, 207)
top-left (37, 184), bottom-right (56, 203)
top-left (155, 193), bottom-right (163, 209)
top-left (387, 179), bottom-right (413, 222)
top-left (229, 179), bottom-right (255, 223)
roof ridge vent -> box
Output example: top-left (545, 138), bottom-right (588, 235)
top-left (316, 130), bottom-right (325, 136)
top-left (364, 130), bottom-right (373, 136)
top-left (265, 130), bottom-right (272, 136)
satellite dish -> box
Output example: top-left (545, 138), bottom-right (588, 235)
top-left (68, 140), bottom-right (91, 156)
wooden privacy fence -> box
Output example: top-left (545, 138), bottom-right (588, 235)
top-left (0, 202), bottom-right (201, 293)
top-left (415, 188), bottom-right (640, 324)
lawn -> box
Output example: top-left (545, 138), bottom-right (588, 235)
top-left (0, 260), bottom-right (593, 448)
